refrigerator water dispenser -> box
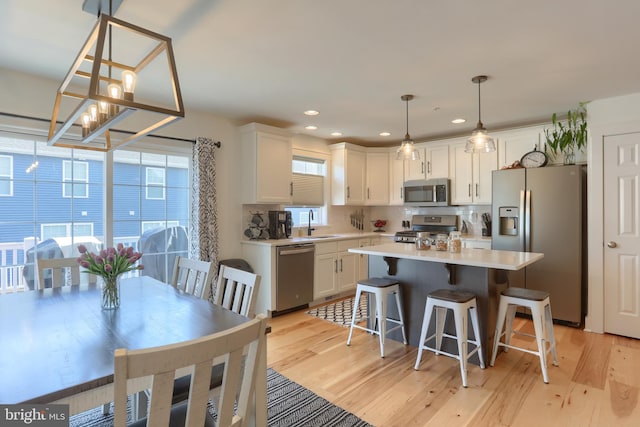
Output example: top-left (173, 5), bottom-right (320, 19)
top-left (499, 207), bottom-right (519, 236)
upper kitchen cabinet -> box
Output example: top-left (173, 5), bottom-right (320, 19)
top-left (331, 143), bottom-right (366, 205)
top-left (404, 144), bottom-right (449, 181)
top-left (389, 150), bottom-right (404, 205)
top-left (493, 126), bottom-right (545, 169)
top-left (240, 123), bottom-right (292, 204)
top-left (365, 150), bottom-right (389, 205)
top-left (450, 140), bottom-right (497, 205)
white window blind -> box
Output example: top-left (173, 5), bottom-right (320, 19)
top-left (292, 172), bottom-right (324, 206)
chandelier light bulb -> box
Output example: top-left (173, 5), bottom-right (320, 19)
top-left (98, 101), bottom-right (109, 123)
top-left (88, 104), bottom-right (99, 131)
top-left (121, 70), bottom-right (137, 101)
top-left (81, 113), bottom-right (91, 137)
top-left (107, 83), bottom-right (121, 116)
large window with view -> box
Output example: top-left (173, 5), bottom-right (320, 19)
top-left (285, 155), bottom-right (326, 228)
top-left (0, 134), bottom-right (191, 293)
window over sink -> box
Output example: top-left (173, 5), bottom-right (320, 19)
top-left (286, 153), bottom-right (327, 227)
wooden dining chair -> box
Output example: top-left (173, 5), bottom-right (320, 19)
top-left (171, 256), bottom-right (215, 299)
top-left (213, 265), bottom-right (261, 318)
top-left (169, 265), bottom-right (262, 409)
top-left (113, 314), bottom-right (267, 427)
top-left (36, 257), bottom-right (96, 290)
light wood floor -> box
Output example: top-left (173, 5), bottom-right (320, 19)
top-left (266, 303), bottom-right (640, 427)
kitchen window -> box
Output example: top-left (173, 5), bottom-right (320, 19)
top-left (62, 160), bottom-right (88, 198)
top-left (0, 155), bottom-right (12, 196)
top-left (286, 154), bottom-right (327, 227)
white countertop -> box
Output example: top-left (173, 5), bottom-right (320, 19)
top-left (240, 232), bottom-right (394, 247)
top-left (348, 242), bottom-right (542, 271)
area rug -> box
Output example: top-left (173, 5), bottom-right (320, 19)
top-left (69, 368), bottom-right (372, 427)
top-left (306, 296), bottom-right (368, 327)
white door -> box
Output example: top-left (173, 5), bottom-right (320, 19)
top-left (604, 132), bottom-right (640, 339)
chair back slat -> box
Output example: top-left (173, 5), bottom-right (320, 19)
top-left (171, 256), bottom-right (214, 299)
top-left (214, 265), bottom-right (261, 318)
top-left (36, 257), bottom-right (95, 290)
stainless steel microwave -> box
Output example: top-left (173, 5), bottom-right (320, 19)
top-left (404, 178), bottom-right (450, 206)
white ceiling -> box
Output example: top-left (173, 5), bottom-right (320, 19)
top-left (2, 0), bottom-right (639, 146)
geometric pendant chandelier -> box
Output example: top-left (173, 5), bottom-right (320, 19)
top-left (47, 8), bottom-right (184, 152)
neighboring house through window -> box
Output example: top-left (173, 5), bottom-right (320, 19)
top-left (62, 160), bottom-right (88, 198)
top-left (145, 167), bottom-right (166, 200)
top-left (141, 220), bottom-right (180, 234)
top-left (0, 155), bottom-right (13, 196)
top-left (41, 223), bottom-right (94, 241)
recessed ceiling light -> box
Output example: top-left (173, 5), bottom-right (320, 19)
top-left (305, 125), bottom-right (318, 130)
top-left (379, 132), bottom-right (391, 137)
top-left (304, 110), bottom-right (319, 116)
top-left (330, 131), bottom-right (343, 137)
top-left (451, 118), bottom-right (466, 124)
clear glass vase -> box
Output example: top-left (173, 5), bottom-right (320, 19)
top-left (563, 148), bottom-right (576, 165)
top-left (101, 275), bottom-right (121, 310)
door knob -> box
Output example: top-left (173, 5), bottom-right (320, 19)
top-left (607, 241), bottom-right (617, 248)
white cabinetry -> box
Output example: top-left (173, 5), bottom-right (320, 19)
top-left (240, 123), bottom-right (292, 204)
top-left (331, 143), bottom-right (366, 205)
top-left (404, 144), bottom-right (449, 181)
top-left (365, 151), bottom-right (389, 205)
top-left (494, 126), bottom-right (545, 169)
top-left (450, 141), bottom-right (497, 205)
top-left (313, 239), bottom-right (361, 299)
top-left (389, 151), bottom-right (405, 205)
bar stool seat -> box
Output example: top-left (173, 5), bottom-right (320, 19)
top-left (414, 289), bottom-right (485, 388)
top-left (346, 278), bottom-right (407, 358)
top-left (490, 287), bottom-right (558, 383)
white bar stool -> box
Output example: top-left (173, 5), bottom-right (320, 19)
top-left (414, 289), bottom-right (485, 388)
top-left (346, 278), bottom-right (407, 358)
top-left (490, 287), bottom-right (558, 383)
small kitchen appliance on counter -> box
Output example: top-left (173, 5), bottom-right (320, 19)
top-left (268, 210), bottom-right (292, 239)
top-left (394, 214), bottom-right (458, 243)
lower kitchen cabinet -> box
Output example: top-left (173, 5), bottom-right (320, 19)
top-left (313, 239), bottom-right (361, 299)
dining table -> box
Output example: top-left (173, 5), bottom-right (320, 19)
top-left (0, 275), bottom-right (268, 425)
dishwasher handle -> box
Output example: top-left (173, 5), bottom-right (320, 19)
top-left (278, 246), bottom-right (315, 256)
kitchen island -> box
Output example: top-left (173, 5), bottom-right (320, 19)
top-left (348, 243), bottom-right (543, 363)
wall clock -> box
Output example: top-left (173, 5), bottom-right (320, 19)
top-left (520, 148), bottom-right (548, 168)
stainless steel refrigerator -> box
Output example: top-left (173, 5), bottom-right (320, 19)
top-left (491, 165), bottom-right (585, 325)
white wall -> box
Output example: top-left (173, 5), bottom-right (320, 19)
top-left (0, 67), bottom-right (245, 260)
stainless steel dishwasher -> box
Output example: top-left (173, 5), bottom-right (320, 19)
top-left (275, 243), bottom-right (315, 313)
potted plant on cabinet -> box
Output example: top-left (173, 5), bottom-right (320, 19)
top-left (544, 102), bottom-right (588, 164)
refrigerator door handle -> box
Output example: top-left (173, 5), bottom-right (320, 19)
top-left (519, 190), bottom-right (526, 252)
top-left (524, 189), bottom-right (532, 252)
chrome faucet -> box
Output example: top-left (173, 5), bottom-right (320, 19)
top-left (307, 209), bottom-right (315, 236)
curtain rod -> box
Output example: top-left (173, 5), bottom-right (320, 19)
top-left (0, 111), bottom-right (221, 147)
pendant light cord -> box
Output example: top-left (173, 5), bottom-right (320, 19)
top-left (405, 98), bottom-right (410, 139)
top-left (477, 79), bottom-right (482, 126)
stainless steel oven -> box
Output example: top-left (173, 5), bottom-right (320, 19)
top-left (404, 178), bottom-right (450, 206)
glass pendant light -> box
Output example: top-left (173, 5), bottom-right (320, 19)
top-left (396, 94), bottom-right (420, 160)
top-left (465, 75), bottom-right (496, 153)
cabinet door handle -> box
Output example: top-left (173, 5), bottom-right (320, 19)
top-left (427, 161), bottom-right (431, 174)
top-left (367, 188), bottom-right (370, 199)
top-left (340, 259), bottom-right (343, 272)
top-left (400, 187), bottom-right (403, 199)
top-left (347, 186), bottom-right (350, 199)
top-left (334, 260), bottom-right (338, 273)
top-left (468, 184), bottom-right (472, 197)
top-left (421, 161), bottom-right (425, 174)
top-left (290, 182), bottom-right (293, 196)
top-left (475, 183), bottom-right (479, 197)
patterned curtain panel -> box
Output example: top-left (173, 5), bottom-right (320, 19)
top-left (191, 137), bottom-right (219, 300)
